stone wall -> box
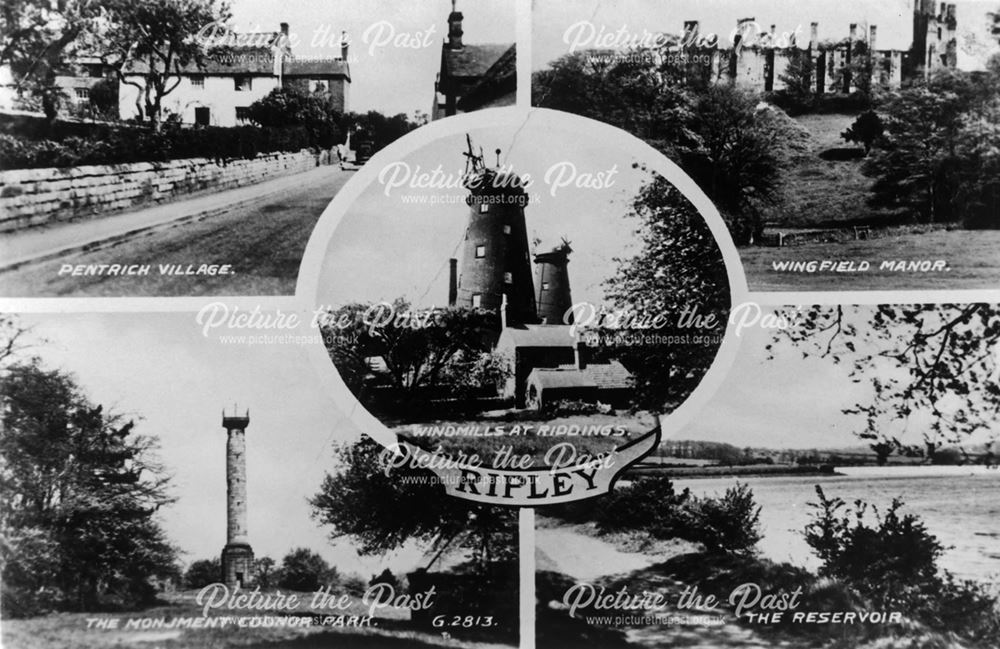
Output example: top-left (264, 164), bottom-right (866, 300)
top-left (0, 148), bottom-right (330, 233)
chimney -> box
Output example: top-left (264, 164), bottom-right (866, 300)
top-left (341, 30), bottom-right (349, 60)
top-left (280, 22), bottom-right (289, 36)
top-left (447, 0), bottom-right (464, 49)
top-left (849, 23), bottom-right (857, 41)
top-left (869, 25), bottom-right (877, 52)
top-left (683, 20), bottom-right (700, 43)
top-left (810, 22), bottom-right (819, 49)
top-left (448, 258), bottom-right (457, 306)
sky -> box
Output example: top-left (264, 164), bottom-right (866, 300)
top-left (317, 115), bottom-right (659, 310)
top-left (228, 0), bottom-right (515, 116)
top-left (532, 0), bottom-right (1000, 70)
top-left (11, 311), bottom-right (432, 577)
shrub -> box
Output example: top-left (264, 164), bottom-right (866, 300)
top-left (543, 399), bottom-right (601, 418)
top-left (276, 547), bottom-right (337, 593)
top-left (686, 483), bottom-right (762, 555)
top-left (841, 110), bottom-right (884, 154)
top-left (593, 476), bottom-right (693, 538)
top-left (0, 124), bottom-right (315, 170)
top-left (804, 485), bottom-right (1000, 641)
top-left (184, 558), bottom-right (221, 589)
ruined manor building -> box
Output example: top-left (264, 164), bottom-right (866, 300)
top-left (680, 0), bottom-right (957, 94)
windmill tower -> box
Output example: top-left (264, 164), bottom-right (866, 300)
top-left (453, 135), bottom-right (537, 327)
top-left (534, 238), bottom-right (574, 324)
top-left (220, 408), bottom-right (254, 587)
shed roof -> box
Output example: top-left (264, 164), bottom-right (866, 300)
top-left (498, 325), bottom-right (579, 349)
top-left (582, 360), bottom-right (633, 390)
top-left (528, 369), bottom-right (597, 390)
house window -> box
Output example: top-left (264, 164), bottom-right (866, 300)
top-left (236, 107), bottom-right (251, 123)
top-left (503, 272), bottom-right (513, 284)
top-left (541, 281), bottom-right (550, 290)
top-left (472, 294), bottom-right (482, 307)
top-left (190, 75), bottom-right (205, 88)
top-left (234, 76), bottom-right (252, 91)
top-left (74, 87), bottom-right (90, 102)
top-left (479, 202), bottom-right (489, 213)
top-left (310, 79), bottom-right (328, 93)
top-left (503, 224), bottom-right (511, 234)
top-left (475, 245), bottom-right (486, 258)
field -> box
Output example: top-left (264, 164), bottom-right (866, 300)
top-left (764, 113), bottom-right (904, 229)
top-left (741, 228), bottom-right (1000, 291)
top-left (0, 589), bottom-right (515, 649)
top-left (741, 111), bottom-right (1000, 291)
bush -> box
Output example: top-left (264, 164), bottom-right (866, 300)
top-left (185, 558), bottom-right (221, 589)
top-left (276, 548), bottom-right (337, 593)
top-left (543, 399), bottom-right (602, 418)
top-left (841, 110), bottom-right (884, 154)
top-left (0, 124), bottom-right (315, 170)
top-left (549, 477), bottom-right (762, 556)
top-left (686, 483), bottom-right (762, 555)
top-left (805, 485), bottom-right (1000, 641)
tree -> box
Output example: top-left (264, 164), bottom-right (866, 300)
top-left (0, 0), bottom-right (103, 122)
top-left (533, 51), bottom-right (786, 243)
top-left (276, 548), bottom-right (336, 592)
top-left (342, 110), bottom-right (421, 154)
top-left (102, 0), bottom-right (231, 128)
top-left (185, 558), bottom-right (221, 588)
top-left (603, 178), bottom-right (729, 413)
top-left (310, 438), bottom-right (517, 569)
top-left (248, 87), bottom-right (343, 149)
top-left (773, 304), bottom-right (1000, 459)
top-left (254, 556), bottom-right (275, 588)
top-left (841, 110), bottom-right (884, 154)
top-left (0, 358), bottom-right (177, 615)
top-left (321, 301), bottom-right (499, 405)
top-left (864, 69), bottom-right (999, 224)
top-left (775, 47), bottom-right (816, 113)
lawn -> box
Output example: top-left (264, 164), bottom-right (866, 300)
top-left (741, 227), bottom-right (1000, 291)
top-left (764, 113), bottom-right (904, 229)
top-left (0, 589), bottom-right (516, 649)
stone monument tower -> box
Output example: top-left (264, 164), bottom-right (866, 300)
top-left (220, 408), bottom-right (253, 587)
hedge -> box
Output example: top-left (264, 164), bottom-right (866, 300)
top-left (0, 124), bottom-right (316, 171)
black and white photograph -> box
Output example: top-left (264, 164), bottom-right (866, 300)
top-left (310, 109), bottom-right (738, 503)
top-left (0, 311), bottom-right (520, 648)
top-left (535, 302), bottom-right (1000, 648)
top-left (3, 2), bottom-right (1000, 648)
top-left (0, 0), bottom-right (515, 297)
top-left (532, 0), bottom-right (1000, 290)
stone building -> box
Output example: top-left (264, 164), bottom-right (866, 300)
top-left (432, 1), bottom-right (515, 119)
top-left (677, 0), bottom-right (957, 95)
top-left (119, 22), bottom-right (350, 126)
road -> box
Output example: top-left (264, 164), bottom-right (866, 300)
top-left (0, 165), bottom-right (352, 297)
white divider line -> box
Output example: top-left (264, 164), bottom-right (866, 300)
top-left (516, 0), bottom-right (532, 108)
top-left (519, 507), bottom-right (536, 649)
